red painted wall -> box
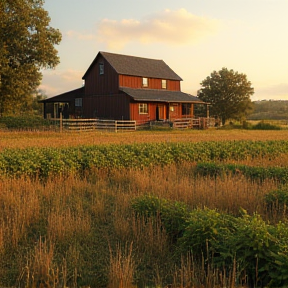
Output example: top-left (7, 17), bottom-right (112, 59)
top-left (119, 75), bottom-right (181, 91)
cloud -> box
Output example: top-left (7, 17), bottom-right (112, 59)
top-left (97, 9), bottom-right (220, 49)
top-left (40, 69), bottom-right (83, 97)
top-left (65, 9), bottom-right (220, 49)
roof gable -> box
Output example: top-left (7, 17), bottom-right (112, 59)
top-left (83, 51), bottom-right (183, 81)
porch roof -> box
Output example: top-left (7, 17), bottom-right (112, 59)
top-left (39, 87), bottom-right (84, 103)
top-left (120, 87), bottom-right (206, 104)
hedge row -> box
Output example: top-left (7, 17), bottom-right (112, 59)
top-left (1, 140), bottom-right (288, 178)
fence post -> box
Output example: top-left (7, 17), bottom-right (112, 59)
top-left (59, 113), bottom-right (63, 133)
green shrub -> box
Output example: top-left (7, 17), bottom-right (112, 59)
top-left (178, 208), bottom-right (236, 263)
top-left (252, 121), bottom-right (281, 130)
top-left (0, 115), bottom-right (52, 130)
top-left (265, 185), bottom-right (288, 215)
top-left (196, 162), bottom-right (288, 183)
top-left (131, 195), bottom-right (190, 241)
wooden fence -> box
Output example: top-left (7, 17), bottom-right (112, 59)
top-left (51, 117), bottom-right (216, 132)
top-left (52, 118), bottom-right (137, 132)
top-left (173, 117), bottom-right (216, 129)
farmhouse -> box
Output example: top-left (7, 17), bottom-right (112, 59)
top-left (41, 51), bottom-right (208, 126)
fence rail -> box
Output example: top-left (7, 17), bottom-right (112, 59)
top-left (51, 117), bottom-right (215, 132)
top-left (51, 118), bottom-right (137, 132)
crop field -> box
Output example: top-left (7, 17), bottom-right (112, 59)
top-left (1, 129), bottom-right (288, 288)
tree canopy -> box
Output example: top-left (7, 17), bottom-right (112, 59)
top-left (197, 68), bottom-right (254, 125)
top-left (0, 0), bottom-right (61, 115)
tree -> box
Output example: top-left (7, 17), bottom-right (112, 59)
top-left (0, 0), bottom-right (61, 115)
top-left (197, 68), bottom-right (254, 125)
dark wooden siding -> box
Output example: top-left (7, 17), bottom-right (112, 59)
top-left (83, 93), bottom-right (130, 119)
top-left (84, 55), bottom-right (119, 95)
top-left (119, 75), bottom-right (181, 91)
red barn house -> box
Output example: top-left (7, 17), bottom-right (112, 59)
top-left (42, 51), bottom-right (208, 124)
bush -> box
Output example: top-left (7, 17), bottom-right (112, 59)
top-left (252, 121), bottom-right (281, 130)
top-left (131, 195), bottom-right (190, 242)
top-left (265, 185), bottom-right (288, 215)
top-left (0, 115), bottom-right (52, 130)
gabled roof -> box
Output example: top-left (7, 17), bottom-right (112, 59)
top-left (120, 87), bottom-right (205, 103)
top-left (40, 87), bottom-right (84, 103)
top-left (83, 51), bottom-right (183, 81)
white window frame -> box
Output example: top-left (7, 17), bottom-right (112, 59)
top-left (139, 103), bottom-right (148, 114)
top-left (161, 79), bottom-right (167, 89)
top-left (142, 77), bottom-right (148, 87)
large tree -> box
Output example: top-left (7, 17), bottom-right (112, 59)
top-left (197, 68), bottom-right (254, 125)
top-left (0, 0), bottom-right (61, 115)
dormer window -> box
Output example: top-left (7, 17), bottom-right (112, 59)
top-left (99, 63), bottom-right (104, 75)
top-left (142, 77), bottom-right (148, 87)
top-left (162, 79), bottom-right (167, 89)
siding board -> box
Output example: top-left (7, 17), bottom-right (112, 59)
top-left (119, 75), bottom-right (181, 91)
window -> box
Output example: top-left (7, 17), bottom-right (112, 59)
top-left (139, 103), bottom-right (148, 114)
top-left (142, 77), bottom-right (148, 87)
top-left (75, 98), bottom-right (82, 107)
top-left (182, 103), bottom-right (191, 116)
top-left (161, 79), bottom-right (167, 89)
top-left (99, 63), bottom-right (104, 75)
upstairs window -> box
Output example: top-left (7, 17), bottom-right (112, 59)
top-left (139, 103), bottom-right (148, 114)
top-left (75, 98), bottom-right (82, 107)
top-left (99, 63), bottom-right (104, 75)
top-left (161, 79), bottom-right (167, 89)
top-left (142, 77), bottom-right (148, 87)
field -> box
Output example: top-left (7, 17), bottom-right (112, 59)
top-left (2, 129), bottom-right (288, 150)
top-left (1, 129), bottom-right (288, 288)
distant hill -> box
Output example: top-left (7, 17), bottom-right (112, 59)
top-left (248, 100), bottom-right (288, 120)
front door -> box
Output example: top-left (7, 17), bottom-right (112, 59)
top-left (156, 105), bottom-right (166, 120)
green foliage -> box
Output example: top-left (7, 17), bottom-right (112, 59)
top-left (265, 185), bottom-right (288, 214)
top-left (2, 140), bottom-right (288, 179)
top-left (131, 195), bottom-right (190, 241)
top-left (178, 208), bottom-right (236, 259)
top-left (196, 162), bottom-right (288, 183)
top-left (249, 100), bottom-right (288, 120)
top-left (0, 0), bottom-right (61, 115)
top-left (251, 121), bottom-right (282, 130)
top-left (131, 196), bottom-right (288, 287)
top-left (198, 67), bottom-right (254, 125)
top-left (0, 115), bottom-right (51, 130)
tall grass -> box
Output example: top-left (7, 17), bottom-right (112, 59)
top-left (0, 162), bottom-right (283, 287)
top-left (1, 130), bottom-right (288, 287)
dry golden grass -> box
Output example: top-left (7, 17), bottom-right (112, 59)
top-left (0, 162), bottom-right (282, 287)
top-left (2, 129), bottom-right (288, 150)
top-left (1, 128), bottom-right (288, 287)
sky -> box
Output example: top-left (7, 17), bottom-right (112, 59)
top-left (41, 0), bottom-right (288, 101)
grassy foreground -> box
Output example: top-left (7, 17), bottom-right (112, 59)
top-left (1, 129), bottom-right (288, 287)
